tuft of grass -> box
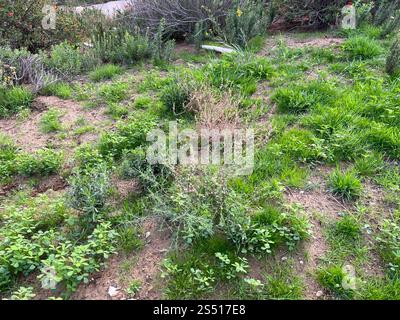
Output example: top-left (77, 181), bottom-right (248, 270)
top-left (264, 261), bottom-right (304, 300)
top-left (271, 81), bottom-right (337, 114)
top-left (354, 151), bottom-right (385, 177)
top-left (117, 226), bottom-right (143, 254)
top-left (106, 103), bottom-right (129, 119)
top-left (40, 109), bottom-right (63, 133)
top-left (98, 82), bottom-right (129, 104)
top-left (0, 86), bottom-right (33, 118)
top-left (333, 214), bottom-right (362, 240)
top-left (317, 265), bottom-right (354, 299)
top-left (342, 36), bottom-right (382, 60)
top-left (134, 96), bottom-right (153, 109)
top-left (89, 64), bottom-right (123, 82)
top-left (41, 82), bottom-right (72, 99)
top-left (328, 168), bottom-right (363, 202)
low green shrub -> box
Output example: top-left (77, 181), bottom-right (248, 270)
top-left (40, 109), bottom-right (63, 133)
top-left (41, 42), bottom-right (83, 75)
top-left (119, 147), bottom-right (172, 190)
top-left (98, 82), bottom-right (129, 104)
top-left (377, 217), bottom-right (400, 276)
top-left (92, 27), bottom-right (151, 65)
top-left (160, 81), bottom-right (191, 114)
top-left (151, 167), bottom-right (310, 253)
top-left (98, 114), bottom-right (157, 159)
top-left (67, 164), bottom-right (111, 225)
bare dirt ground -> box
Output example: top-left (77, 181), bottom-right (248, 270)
top-left (0, 96), bottom-right (110, 153)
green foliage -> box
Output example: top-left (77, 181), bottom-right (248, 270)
top-left (116, 226), bottom-right (143, 254)
top-left (359, 278), bottom-right (400, 300)
top-left (98, 82), bottom-right (129, 104)
top-left (328, 168), bottom-right (363, 202)
top-left (272, 81), bottom-right (337, 114)
top-left (376, 216), bottom-right (400, 276)
top-left (67, 164), bottom-right (111, 225)
top-left (354, 151), bottom-right (385, 177)
top-left (0, 147), bottom-right (63, 180)
top-left (203, 52), bottom-right (273, 96)
top-left (39, 221), bottom-right (117, 292)
top-left (40, 109), bottom-right (63, 133)
top-left (89, 64), bottom-right (124, 82)
top-left (152, 167), bottom-right (309, 254)
top-left (42, 42), bottom-right (84, 75)
top-left (4, 287), bottom-right (36, 300)
top-left (161, 243), bottom-right (249, 299)
top-left (317, 265), bottom-right (354, 299)
top-left (386, 33), bottom-right (400, 77)
top-left (160, 81), bottom-right (191, 114)
top-left (92, 26), bottom-right (151, 65)
top-left (333, 214), bottom-right (362, 240)
top-left (0, 0), bottom-right (88, 51)
top-left (222, 0), bottom-right (269, 48)
top-left (134, 96), bottom-right (153, 109)
top-left (264, 262), bottom-right (304, 300)
top-left (119, 147), bottom-right (172, 190)
top-left (126, 280), bottom-right (142, 298)
top-left (0, 194), bottom-right (69, 291)
top-left (0, 86), bottom-right (33, 118)
top-left (342, 36), bottom-right (382, 60)
top-left (41, 82), bottom-right (73, 99)
top-left (99, 114), bottom-right (157, 159)
top-left (151, 19), bottom-right (176, 65)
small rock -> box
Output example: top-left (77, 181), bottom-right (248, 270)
top-left (281, 256), bottom-right (288, 261)
top-left (108, 286), bottom-right (120, 298)
top-left (316, 291), bottom-right (323, 298)
top-left (145, 232), bottom-right (151, 239)
top-left (299, 260), bottom-right (304, 265)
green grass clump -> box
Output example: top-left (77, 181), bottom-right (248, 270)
top-left (41, 82), bottom-right (72, 99)
top-left (272, 81), bottom-right (337, 114)
top-left (204, 52), bottom-right (273, 96)
top-left (328, 168), bottom-right (363, 201)
top-left (359, 278), bottom-right (400, 300)
top-left (40, 109), bottom-right (63, 133)
top-left (89, 64), bottom-right (124, 82)
top-left (98, 82), bottom-right (129, 104)
top-left (98, 113), bottom-right (157, 159)
top-left (0, 86), bottom-right (33, 118)
top-left (160, 81), bottom-right (191, 114)
top-left (333, 215), bottom-right (362, 240)
top-left (364, 125), bottom-right (400, 160)
top-left (354, 151), bottom-right (385, 177)
top-left (342, 36), bottom-right (382, 60)
top-left (116, 226), bottom-right (143, 254)
top-left (317, 265), bottom-right (354, 299)
top-left (134, 96), bottom-right (153, 109)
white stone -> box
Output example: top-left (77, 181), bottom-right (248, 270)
top-left (108, 286), bottom-right (120, 297)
